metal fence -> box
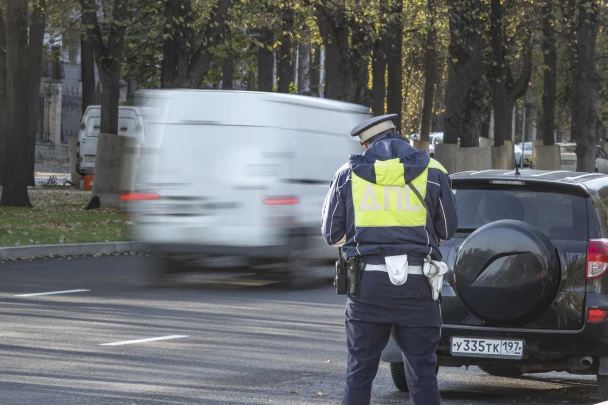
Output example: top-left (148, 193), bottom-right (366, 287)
top-left (61, 86), bottom-right (79, 144)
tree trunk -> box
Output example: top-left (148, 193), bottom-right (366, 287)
top-left (298, 41), bottom-right (311, 94)
top-left (1, 0), bottom-right (32, 207)
top-left (277, 5), bottom-right (294, 94)
top-left (541, 0), bottom-right (557, 146)
top-left (560, 0), bottom-right (578, 144)
top-left (318, 15), bottom-right (339, 99)
top-left (573, 0), bottom-right (599, 172)
top-left (490, 0), bottom-right (507, 147)
top-left (160, 0), bottom-right (234, 89)
top-left (419, 0), bottom-right (438, 144)
top-left (26, 0), bottom-right (46, 187)
top-left (81, 0), bottom-right (128, 206)
top-left (371, 39), bottom-right (386, 116)
top-left (350, 24), bottom-right (373, 106)
top-left (222, 48), bottom-right (234, 90)
top-left (310, 44), bottom-right (321, 96)
top-left (81, 33), bottom-right (96, 113)
top-left (444, 0), bottom-right (488, 147)
top-left (257, 28), bottom-right (274, 92)
top-left (386, 0), bottom-right (403, 133)
top-left (93, 59), bottom-right (125, 201)
top-left (0, 9), bottom-right (6, 186)
top-left (317, 9), bottom-right (351, 101)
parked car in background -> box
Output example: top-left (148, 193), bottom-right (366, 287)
top-left (429, 132), bottom-right (444, 157)
top-left (76, 106), bottom-right (147, 176)
top-left (558, 143), bottom-right (577, 171)
top-left (382, 169), bottom-right (608, 400)
top-left (513, 144), bottom-right (523, 167)
top-left (558, 143), bottom-right (608, 173)
top-left (517, 142), bottom-right (534, 167)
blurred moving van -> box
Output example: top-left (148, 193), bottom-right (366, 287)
top-left (125, 90), bottom-right (372, 282)
top-left (76, 105), bottom-right (147, 176)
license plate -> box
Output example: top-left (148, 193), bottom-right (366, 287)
top-left (451, 337), bottom-right (524, 359)
top-left (84, 155), bottom-right (96, 162)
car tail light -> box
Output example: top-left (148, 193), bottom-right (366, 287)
top-left (588, 308), bottom-right (608, 323)
top-left (120, 192), bottom-right (160, 201)
top-left (263, 197), bottom-right (299, 205)
top-left (586, 239), bottom-right (608, 280)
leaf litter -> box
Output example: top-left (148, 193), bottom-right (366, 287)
top-left (0, 188), bottom-right (131, 247)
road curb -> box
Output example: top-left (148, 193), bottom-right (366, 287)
top-left (0, 241), bottom-right (149, 261)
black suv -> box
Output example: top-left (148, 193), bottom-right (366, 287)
top-left (381, 169), bottom-right (608, 399)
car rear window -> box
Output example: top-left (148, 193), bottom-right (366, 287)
top-left (454, 189), bottom-right (588, 241)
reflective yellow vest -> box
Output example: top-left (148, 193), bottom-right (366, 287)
top-left (351, 158), bottom-right (448, 228)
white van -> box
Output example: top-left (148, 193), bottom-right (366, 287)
top-left (125, 90), bottom-right (372, 283)
top-left (76, 105), bottom-right (146, 176)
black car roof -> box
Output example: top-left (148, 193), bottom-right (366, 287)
top-left (450, 169), bottom-right (608, 191)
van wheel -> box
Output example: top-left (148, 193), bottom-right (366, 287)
top-left (147, 255), bottom-right (181, 287)
top-left (283, 233), bottom-right (318, 288)
top-left (390, 362), bottom-right (439, 392)
top-left (284, 248), bottom-right (316, 288)
top-left (480, 364), bottom-right (523, 378)
top-left (598, 375), bottom-right (608, 400)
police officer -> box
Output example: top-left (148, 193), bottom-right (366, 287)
top-left (321, 114), bottom-right (458, 405)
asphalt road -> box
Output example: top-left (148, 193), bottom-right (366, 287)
top-left (0, 255), bottom-right (601, 405)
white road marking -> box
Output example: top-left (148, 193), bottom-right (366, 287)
top-left (15, 289), bottom-right (90, 297)
top-left (100, 335), bottom-right (189, 346)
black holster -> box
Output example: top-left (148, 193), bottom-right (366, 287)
top-left (346, 256), bottom-right (362, 298)
top-left (335, 248), bottom-right (347, 295)
top-left (335, 260), bottom-right (347, 295)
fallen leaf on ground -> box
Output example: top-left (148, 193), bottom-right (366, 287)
top-left (289, 389), bottom-right (297, 394)
top-left (317, 392), bottom-right (327, 396)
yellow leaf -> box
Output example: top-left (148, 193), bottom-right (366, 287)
top-left (289, 389), bottom-right (297, 394)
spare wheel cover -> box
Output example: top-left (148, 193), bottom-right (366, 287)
top-left (454, 219), bottom-right (560, 327)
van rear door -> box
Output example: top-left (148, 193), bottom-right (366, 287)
top-left (141, 123), bottom-right (293, 248)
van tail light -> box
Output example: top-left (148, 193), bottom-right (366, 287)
top-left (263, 197), bottom-right (299, 205)
top-left (588, 308), bottom-right (608, 323)
top-left (586, 239), bottom-right (608, 280)
top-left (120, 192), bottom-right (160, 201)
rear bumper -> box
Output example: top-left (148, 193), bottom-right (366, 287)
top-left (75, 164), bottom-right (93, 176)
top-left (381, 321), bottom-right (608, 365)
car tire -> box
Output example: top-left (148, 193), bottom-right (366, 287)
top-left (389, 362), bottom-right (439, 393)
top-left (598, 375), bottom-right (608, 400)
top-left (480, 364), bottom-right (523, 378)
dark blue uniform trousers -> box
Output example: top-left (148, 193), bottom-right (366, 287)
top-left (342, 270), bottom-right (441, 405)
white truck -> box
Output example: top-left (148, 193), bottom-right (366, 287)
top-left (124, 89), bottom-right (372, 284)
top-left (76, 106), bottom-right (147, 176)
